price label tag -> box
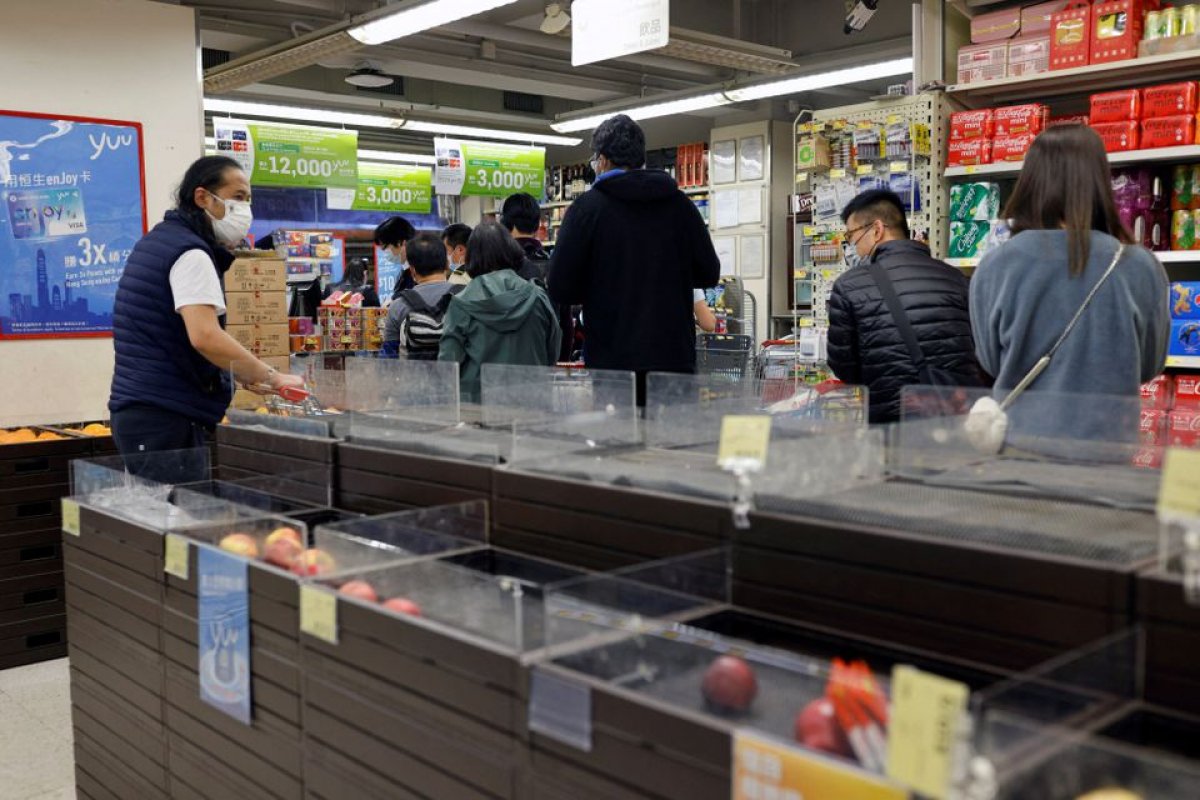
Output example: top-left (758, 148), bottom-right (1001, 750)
top-left (718, 415), bottom-right (772, 472)
top-left (802, 226), bottom-right (817, 237)
top-left (890, 161), bottom-right (909, 173)
top-left (886, 666), bottom-right (969, 800)
top-left (857, 164), bottom-right (874, 175)
top-left (164, 534), bottom-right (190, 580)
top-left (734, 730), bottom-right (909, 800)
top-left (300, 584), bottom-right (338, 644)
top-left (829, 168), bottom-right (847, 179)
top-left (61, 498), bottom-right (80, 537)
top-left (1158, 448), bottom-right (1200, 520)
top-left (964, 165), bottom-right (978, 175)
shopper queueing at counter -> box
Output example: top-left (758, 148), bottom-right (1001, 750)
top-left (374, 215), bottom-right (417, 299)
top-left (108, 155), bottom-right (303, 462)
top-left (548, 115), bottom-right (720, 404)
top-left (503, 191), bottom-right (575, 360)
top-left (442, 223), bottom-right (473, 286)
top-left (439, 223), bottom-right (561, 403)
top-left (970, 124), bottom-right (1170, 444)
top-left (383, 232), bottom-right (463, 359)
top-left (826, 189), bottom-right (987, 424)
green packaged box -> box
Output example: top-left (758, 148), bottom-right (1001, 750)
top-left (950, 182), bottom-right (1001, 221)
top-left (948, 221), bottom-right (991, 260)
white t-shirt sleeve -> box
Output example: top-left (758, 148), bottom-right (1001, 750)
top-left (693, 288), bottom-right (706, 303)
top-left (169, 249), bottom-right (226, 314)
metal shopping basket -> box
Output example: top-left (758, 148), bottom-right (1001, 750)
top-left (695, 333), bottom-right (754, 382)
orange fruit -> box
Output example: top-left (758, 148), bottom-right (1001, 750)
top-left (37, 431), bottom-right (62, 441)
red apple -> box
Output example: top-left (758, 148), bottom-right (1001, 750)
top-left (263, 536), bottom-right (303, 569)
top-left (265, 526), bottom-right (302, 547)
top-left (795, 698), bottom-right (853, 758)
top-left (338, 580), bottom-right (378, 602)
top-left (701, 655), bottom-right (758, 714)
top-left (218, 533), bottom-right (259, 559)
top-left (382, 597), bottom-right (422, 617)
top-left (291, 548), bottom-right (336, 577)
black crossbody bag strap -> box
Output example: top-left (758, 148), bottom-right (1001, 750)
top-left (868, 260), bottom-right (932, 382)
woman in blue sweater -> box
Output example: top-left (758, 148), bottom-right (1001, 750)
top-left (969, 125), bottom-right (1170, 448)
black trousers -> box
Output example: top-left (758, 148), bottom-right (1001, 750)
top-left (111, 404), bottom-right (210, 485)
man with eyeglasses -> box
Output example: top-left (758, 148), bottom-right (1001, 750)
top-left (827, 189), bottom-right (988, 423)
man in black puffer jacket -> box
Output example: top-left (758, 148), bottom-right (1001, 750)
top-left (827, 190), bottom-right (988, 424)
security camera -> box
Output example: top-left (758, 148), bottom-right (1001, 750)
top-left (844, 0), bottom-right (880, 35)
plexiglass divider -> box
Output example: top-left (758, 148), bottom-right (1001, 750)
top-left (480, 364), bottom-right (637, 429)
top-left (171, 468), bottom-right (333, 514)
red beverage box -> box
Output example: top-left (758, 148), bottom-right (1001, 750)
top-left (1142, 82), bottom-right (1200, 119)
top-left (948, 138), bottom-right (994, 167)
top-left (1089, 89), bottom-right (1141, 123)
top-left (1090, 0), bottom-right (1153, 65)
top-left (992, 133), bottom-right (1038, 162)
top-left (994, 104), bottom-right (1048, 136)
top-left (1141, 374), bottom-right (1175, 410)
top-left (1168, 407), bottom-right (1200, 447)
top-left (971, 7), bottom-right (1022, 42)
top-left (1142, 115), bottom-right (1196, 149)
top-left (1175, 374), bottom-right (1200, 408)
top-left (1022, 1), bottom-right (1073, 34)
top-left (950, 109), bottom-right (995, 140)
top-left (1049, 114), bottom-right (1092, 127)
top-left (1050, 1), bottom-right (1094, 70)
top-left (1090, 120), bottom-right (1140, 152)
top-left (1132, 446), bottom-right (1163, 469)
top-left (1141, 409), bottom-right (1168, 444)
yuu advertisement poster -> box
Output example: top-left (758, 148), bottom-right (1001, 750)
top-left (0, 110), bottom-right (146, 339)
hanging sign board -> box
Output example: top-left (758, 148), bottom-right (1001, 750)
top-left (326, 163), bottom-right (432, 214)
top-left (214, 119), bottom-right (358, 189)
top-left (435, 139), bottom-right (545, 198)
top-left (197, 547), bottom-right (252, 725)
top-left (572, 0), bottom-right (670, 66)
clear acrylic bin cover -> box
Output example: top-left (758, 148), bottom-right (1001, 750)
top-left (480, 363), bottom-right (637, 428)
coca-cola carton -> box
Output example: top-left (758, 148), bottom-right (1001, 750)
top-left (1141, 375), bottom-right (1175, 410)
top-left (1168, 407), bottom-right (1200, 447)
top-left (950, 109), bottom-right (995, 140)
top-left (1132, 446), bottom-right (1163, 469)
top-left (1174, 374), bottom-right (1200, 408)
top-left (1141, 408), bottom-right (1168, 444)
top-left (1050, 1), bottom-right (1093, 70)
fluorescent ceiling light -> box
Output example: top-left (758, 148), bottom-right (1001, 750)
top-left (551, 92), bottom-right (731, 133)
top-left (205, 97), bottom-right (400, 128)
top-left (205, 137), bottom-right (437, 165)
top-left (551, 57), bottom-right (912, 133)
top-left (348, 0), bottom-right (520, 46)
top-left (404, 120), bottom-right (581, 146)
top-left (724, 57), bottom-right (913, 102)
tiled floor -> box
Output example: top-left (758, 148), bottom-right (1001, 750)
top-left (0, 658), bottom-right (75, 800)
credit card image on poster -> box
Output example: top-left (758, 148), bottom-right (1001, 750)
top-left (5, 188), bottom-right (88, 240)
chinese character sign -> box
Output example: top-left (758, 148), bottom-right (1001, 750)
top-left (0, 110), bottom-right (145, 339)
top-left (572, 0), bottom-right (670, 66)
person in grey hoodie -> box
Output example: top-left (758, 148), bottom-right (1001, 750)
top-left (439, 223), bottom-right (561, 403)
top-left (970, 124), bottom-right (1170, 447)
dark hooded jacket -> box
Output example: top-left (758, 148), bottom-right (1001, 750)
top-left (547, 169), bottom-right (720, 372)
top-left (826, 239), bottom-right (988, 424)
top-left (438, 269), bottom-right (561, 402)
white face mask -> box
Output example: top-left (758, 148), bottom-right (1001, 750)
top-left (205, 191), bottom-right (253, 246)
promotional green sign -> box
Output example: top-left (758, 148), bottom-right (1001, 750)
top-left (215, 121), bottom-right (358, 189)
top-left (435, 139), bottom-right (545, 198)
top-left (351, 163), bottom-right (433, 213)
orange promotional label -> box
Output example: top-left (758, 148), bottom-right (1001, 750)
top-left (733, 731), bottom-right (909, 800)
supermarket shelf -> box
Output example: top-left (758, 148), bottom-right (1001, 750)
top-left (1167, 354), bottom-right (1200, 369)
top-left (542, 200), bottom-right (573, 209)
top-left (945, 145), bottom-right (1200, 179)
top-left (1157, 251), bottom-right (1200, 263)
top-left (683, 186), bottom-right (710, 196)
top-left (947, 49), bottom-right (1200, 106)
top-left (944, 257), bottom-right (981, 269)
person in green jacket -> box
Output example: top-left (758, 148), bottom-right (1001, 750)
top-left (439, 222), bottom-right (562, 403)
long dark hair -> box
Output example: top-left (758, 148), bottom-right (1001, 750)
top-left (466, 222), bottom-right (526, 278)
top-left (342, 258), bottom-right (367, 286)
top-left (1004, 125), bottom-right (1133, 277)
top-left (175, 155), bottom-right (243, 247)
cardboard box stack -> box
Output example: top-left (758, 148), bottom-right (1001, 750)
top-left (225, 253), bottom-right (290, 410)
top-left (956, 1), bottom-right (1065, 84)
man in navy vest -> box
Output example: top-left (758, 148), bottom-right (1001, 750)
top-left (108, 156), bottom-right (302, 479)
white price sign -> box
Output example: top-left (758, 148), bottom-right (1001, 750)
top-left (573, 0), bottom-right (670, 66)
